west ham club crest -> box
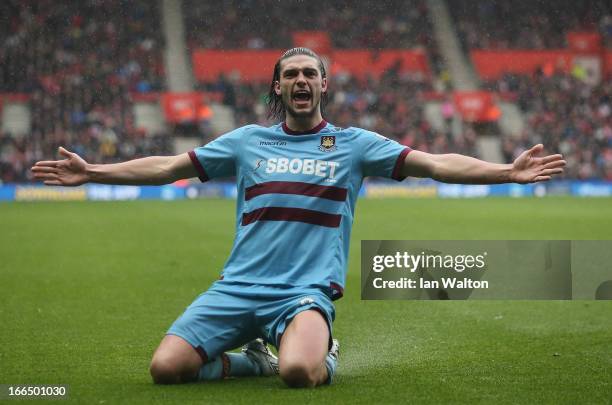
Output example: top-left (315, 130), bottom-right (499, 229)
top-left (319, 136), bottom-right (336, 152)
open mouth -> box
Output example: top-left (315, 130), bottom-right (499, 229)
top-left (292, 90), bottom-right (311, 103)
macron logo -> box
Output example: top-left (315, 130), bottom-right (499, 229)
top-left (259, 140), bottom-right (287, 146)
top-left (265, 157), bottom-right (339, 180)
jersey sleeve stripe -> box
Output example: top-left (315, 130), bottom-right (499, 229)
top-left (391, 147), bottom-right (412, 181)
top-left (188, 150), bottom-right (210, 182)
top-left (245, 181), bottom-right (348, 202)
top-left (242, 207), bottom-right (341, 228)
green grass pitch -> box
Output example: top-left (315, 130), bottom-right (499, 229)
top-left (1, 197), bottom-right (611, 404)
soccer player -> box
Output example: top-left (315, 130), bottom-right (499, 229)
top-left (31, 47), bottom-right (566, 388)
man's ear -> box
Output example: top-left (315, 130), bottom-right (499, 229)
top-left (274, 80), bottom-right (281, 96)
top-left (321, 77), bottom-right (328, 93)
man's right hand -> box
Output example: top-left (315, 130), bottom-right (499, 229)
top-left (31, 147), bottom-right (90, 186)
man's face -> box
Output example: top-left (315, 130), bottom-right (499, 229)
top-left (275, 55), bottom-right (327, 119)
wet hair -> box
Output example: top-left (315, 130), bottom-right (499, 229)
top-left (266, 47), bottom-right (328, 121)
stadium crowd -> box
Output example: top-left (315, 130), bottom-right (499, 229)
top-left (184, 0), bottom-right (447, 80)
top-left (184, 0), bottom-right (433, 50)
top-left (0, 0), bottom-right (164, 93)
top-left (0, 0), bottom-right (168, 183)
top-left (1, 0), bottom-right (611, 183)
top-left (497, 71), bottom-right (612, 180)
top-left (449, 0), bottom-right (612, 49)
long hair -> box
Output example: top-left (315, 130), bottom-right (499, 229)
top-left (266, 47), bottom-right (328, 121)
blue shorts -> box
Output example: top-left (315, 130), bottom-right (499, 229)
top-left (167, 280), bottom-right (335, 361)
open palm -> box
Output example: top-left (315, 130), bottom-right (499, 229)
top-left (512, 144), bottom-right (566, 184)
top-left (31, 147), bottom-right (89, 186)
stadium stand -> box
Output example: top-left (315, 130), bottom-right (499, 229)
top-left (0, 0), bottom-right (610, 182)
top-left (495, 71), bottom-right (612, 180)
top-left (448, 0), bottom-right (611, 180)
top-left (183, 0), bottom-right (433, 50)
top-left (0, 0), bottom-right (169, 183)
top-left (449, 0), bottom-right (611, 50)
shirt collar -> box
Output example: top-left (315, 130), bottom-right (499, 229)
top-left (282, 120), bottom-right (327, 135)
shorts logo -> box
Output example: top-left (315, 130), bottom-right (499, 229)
top-left (299, 297), bottom-right (315, 306)
top-left (319, 136), bottom-right (336, 152)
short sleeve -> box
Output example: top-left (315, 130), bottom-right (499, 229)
top-left (360, 130), bottom-right (412, 181)
top-left (188, 127), bottom-right (245, 182)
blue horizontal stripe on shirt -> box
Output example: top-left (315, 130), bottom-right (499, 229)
top-left (243, 192), bottom-right (347, 216)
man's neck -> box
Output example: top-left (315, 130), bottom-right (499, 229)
top-left (284, 113), bottom-right (324, 133)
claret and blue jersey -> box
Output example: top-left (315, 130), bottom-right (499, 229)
top-left (188, 120), bottom-right (410, 300)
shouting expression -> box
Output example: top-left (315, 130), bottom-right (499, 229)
top-left (275, 54), bottom-right (328, 119)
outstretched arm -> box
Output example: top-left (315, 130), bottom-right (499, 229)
top-left (402, 144), bottom-right (565, 184)
top-left (31, 147), bottom-right (197, 186)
